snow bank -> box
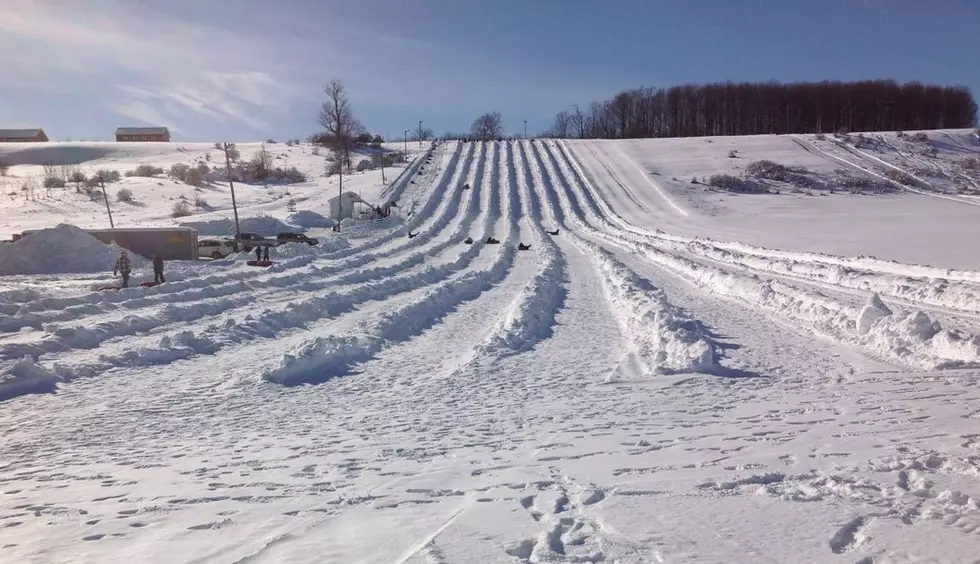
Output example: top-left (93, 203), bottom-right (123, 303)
top-left (637, 243), bottom-right (980, 370)
top-left (0, 357), bottom-right (61, 401)
top-left (263, 243), bottom-right (516, 385)
top-left (589, 244), bottom-right (717, 375)
top-left (0, 224), bottom-right (147, 276)
top-left (179, 215), bottom-right (296, 236)
top-left (287, 210), bottom-right (334, 229)
top-left (678, 239), bottom-right (980, 316)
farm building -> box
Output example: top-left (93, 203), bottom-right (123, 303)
top-left (115, 127), bottom-right (171, 142)
top-left (0, 128), bottom-right (48, 142)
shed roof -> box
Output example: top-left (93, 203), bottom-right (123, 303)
top-left (115, 127), bottom-right (169, 135)
top-left (328, 191), bottom-right (368, 204)
top-left (0, 128), bottom-right (45, 138)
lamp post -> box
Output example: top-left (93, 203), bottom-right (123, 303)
top-left (404, 129), bottom-right (409, 157)
top-left (223, 143), bottom-right (241, 245)
top-left (418, 120), bottom-right (423, 147)
top-left (524, 120), bottom-right (527, 140)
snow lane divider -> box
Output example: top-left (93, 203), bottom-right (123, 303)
top-left (477, 142), bottom-right (568, 357)
top-left (0, 240), bottom-right (493, 401)
top-left (263, 243), bottom-right (518, 386)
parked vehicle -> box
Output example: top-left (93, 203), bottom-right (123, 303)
top-left (198, 238), bottom-right (238, 259)
top-left (237, 232), bottom-right (276, 251)
top-left (276, 232), bottom-right (319, 246)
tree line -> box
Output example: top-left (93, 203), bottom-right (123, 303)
top-left (548, 80), bottom-right (978, 139)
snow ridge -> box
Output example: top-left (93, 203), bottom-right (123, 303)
top-left (478, 142), bottom-right (568, 356)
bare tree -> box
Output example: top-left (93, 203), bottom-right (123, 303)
top-left (317, 79), bottom-right (362, 168)
top-left (569, 105), bottom-right (586, 138)
top-left (413, 127), bottom-right (434, 142)
top-left (470, 111), bottom-right (504, 141)
top-left (553, 111), bottom-right (571, 138)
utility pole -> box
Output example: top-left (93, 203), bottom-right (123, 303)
top-left (222, 142), bottom-right (242, 246)
top-left (524, 120), bottom-right (527, 140)
top-left (418, 120), bottom-right (423, 147)
top-left (337, 140), bottom-right (344, 232)
top-left (99, 173), bottom-right (114, 228)
top-left (404, 129), bottom-right (409, 157)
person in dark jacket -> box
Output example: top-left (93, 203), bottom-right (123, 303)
top-left (254, 246), bottom-right (262, 261)
top-left (262, 245), bottom-right (270, 261)
top-left (152, 254), bottom-right (165, 283)
top-left (113, 251), bottom-right (131, 288)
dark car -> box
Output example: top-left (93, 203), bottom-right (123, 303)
top-left (237, 232), bottom-right (276, 251)
top-left (276, 232), bottom-right (319, 246)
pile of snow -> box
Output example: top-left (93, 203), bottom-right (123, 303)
top-left (588, 243), bottom-right (717, 375)
top-left (179, 215), bottom-right (296, 236)
top-left (288, 210), bottom-right (334, 229)
top-left (0, 224), bottom-right (147, 276)
top-left (0, 357), bottom-right (61, 402)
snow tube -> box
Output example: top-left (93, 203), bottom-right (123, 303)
top-left (140, 281), bottom-right (161, 288)
top-left (247, 260), bottom-right (273, 267)
top-left (97, 285), bottom-right (120, 292)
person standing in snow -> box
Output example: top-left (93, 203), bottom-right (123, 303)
top-left (152, 253), bottom-right (165, 283)
top-left (113, 251), bottom-right (131, 288)
top-left (262, 245), bottom-right (270, 262)
top-left (254, 245), bottom-right (262, 261)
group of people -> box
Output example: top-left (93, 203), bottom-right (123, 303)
top-left (113, 251), bottom-right (165, 288)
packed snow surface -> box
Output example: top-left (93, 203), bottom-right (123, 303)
top-left (3, 135), bottom-right (980, 563)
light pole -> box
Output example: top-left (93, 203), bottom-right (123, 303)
top-left (524, 120), bottom-right (527, 140)
top-left (404, 129), bottom-right (409, 157)
top-left (418, 120), bottom-right (423, 147)
top-left (223, 142), bottom-right (241, 246)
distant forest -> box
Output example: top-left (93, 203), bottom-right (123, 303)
top-left (549, 80), bottom-right (978, 139)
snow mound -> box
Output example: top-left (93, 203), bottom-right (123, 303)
top-left (0, 357), bottom-right (60, 401)
top-left (0, 224), bottom-right (148, 276)
top-left (287, 210), bottom-right (334, 229)
top-left (179, 215), bottom-right (296, 236)
top-left (478, 242), bottom-right (567, 356)
top-left (590, 245), bottom-right (717, 375)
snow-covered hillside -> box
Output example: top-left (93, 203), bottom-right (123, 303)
top-left (0, 140), bottom-right (428, 236)
top-left (3, 135), bottom-right (980, 563)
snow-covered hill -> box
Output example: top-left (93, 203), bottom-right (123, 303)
top-left (2, 135), bottom-right (980, 563)
top-left (0, 140), bottom-right (428, 236)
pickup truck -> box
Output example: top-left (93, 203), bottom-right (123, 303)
top-left (277, 232), bottom-right (319, 246)
top-left (237, 232), bottom-right (277, 251)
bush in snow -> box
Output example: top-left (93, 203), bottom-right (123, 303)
top-left (356, 159), bottom-right (375, 172)
top-left (172, 200), bottom-right (192, 217)
top-left (116, 187), bottom-right (134, 202)
top-left (961, 157), bottom-right (980, 172)
top-left (168, 163), bottom-right (190, 182)
top-left (68, 170), bottom-right (87, 192)
top-left (911, 132), bottom-right (929, 142)
top-left (43, 176), bottom-right (66, 188)
top-left (831, 172), bottom-right (893, 193)
top-left (744, 160), bottom-right (814, 187)
top-left (194, 195), bottom-right (209, 209)
top-left (884, 169), bottom-right (916, 186)
top-left (815, 133), bottom-right (826, 140)
top-left (125, 164), bottom-right (164, 178)
top-left (707, 174), bottom-right (745, 191)
top-left (728, 149), bottom-right (738, 158)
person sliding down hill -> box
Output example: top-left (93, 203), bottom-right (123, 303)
top-left (113, 251), bottom-right (131, 288)
top-left (152, 254), bottom-right (165, 283)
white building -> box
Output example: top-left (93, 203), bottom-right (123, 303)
top-left (328, 191), bottom-right (369, 220)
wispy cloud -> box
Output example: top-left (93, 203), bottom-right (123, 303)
top-left (0, 0), bottom-right (310, 135)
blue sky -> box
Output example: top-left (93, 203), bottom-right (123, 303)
top-left (3, 0), bottom-right (978, 142)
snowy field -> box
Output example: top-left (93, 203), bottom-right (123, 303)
top-left (3, 134), bottom-right (980, 563)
